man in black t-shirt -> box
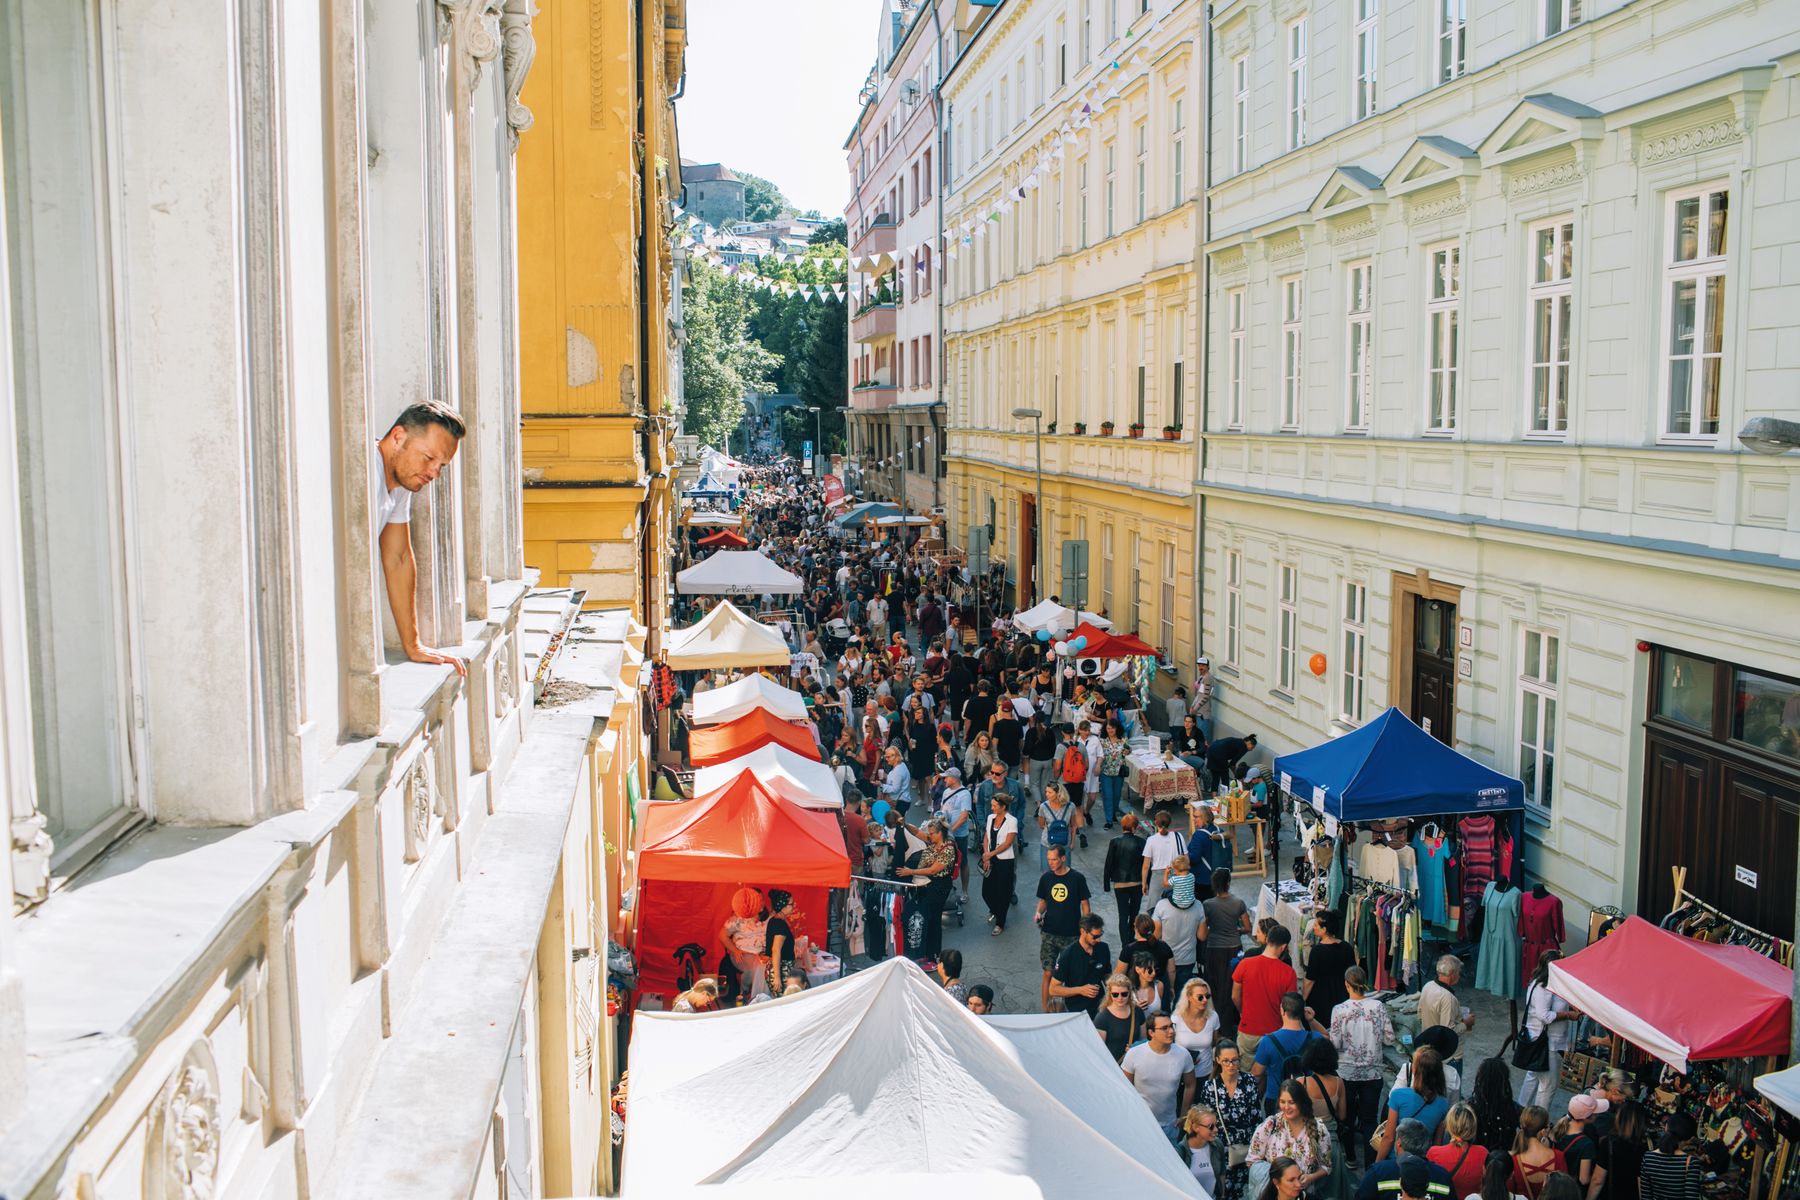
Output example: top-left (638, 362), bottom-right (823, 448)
top-left (1035, 846), bottom-right (1092, 1009)
top-left (1049, 913), bottom-right (1113, 1016)
top-left (961, 678), bottom-right (998, 743)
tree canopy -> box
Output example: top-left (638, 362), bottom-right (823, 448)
top-left (681, 258), bottom-right (778, 449)
top-left (733, 168), bottom-right (792, 223)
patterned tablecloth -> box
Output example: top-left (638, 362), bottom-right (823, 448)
top-left (1126, 755), bottom-right (1199, 807)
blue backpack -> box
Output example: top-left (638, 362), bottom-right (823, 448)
top-left (1044, 801), bottom-right (1072, 848)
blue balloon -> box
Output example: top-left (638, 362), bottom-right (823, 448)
top-left (1070, 636), bottom-right (1089, 652)
top-left (1035, 629), bottom-right (1051, 642)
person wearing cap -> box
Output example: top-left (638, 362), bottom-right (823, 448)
top-left (1355, 1119), bottom-right (1455, 1200)
top-left (1554, 1094), bottom-right (1607, 1198)
top-left (1190, 657), bottom-right (1216, 741)
top-left (935, 767), bottom-right (976, 898)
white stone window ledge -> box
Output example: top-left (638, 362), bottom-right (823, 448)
top-left (0, 793), bottom-right (356, 1192)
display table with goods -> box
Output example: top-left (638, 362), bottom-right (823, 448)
top-left (1258, 879), bottom-right (1316, 967)
top-left (1194, 786), bottom-right (1268, 876)
top-left (1127, 751), bottom-right (1199, 810)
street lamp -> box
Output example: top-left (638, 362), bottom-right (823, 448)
top-left (1012, 406), bottom-right (1044, 605)
top-left (806, 405), bottom-right (822, 476)
top-left (1738, 417), bottom-right (1800, 455)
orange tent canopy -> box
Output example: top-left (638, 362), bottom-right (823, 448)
top-left (637, 774), bottom-right (850, 886)
top-left (687, 706), bottom-right (820, 765)
top-left (696, 528), bottom-right (750, 548)
top-left (1067, 621), bottom-right (1161, 659)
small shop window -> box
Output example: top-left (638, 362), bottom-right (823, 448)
top-left (1655, 651), bottom-right (1715, 731)
top-left (1731, 669), bottom-right (1800, 763)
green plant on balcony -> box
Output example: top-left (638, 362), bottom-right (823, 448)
top-left (1162, 425), bottom-right (1180, 440)
top-left (1127, 422), bottom-right (1145, 438)
top-left (1099, 420), bottom-right (1115, 436)
top-left (1046, 421), bottom-right (1057, 434)
top-left (1072, 421), bottom-right (1087, 434)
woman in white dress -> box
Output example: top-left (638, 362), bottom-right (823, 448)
top-left (1172, 976), bottom-right (1222, 1077)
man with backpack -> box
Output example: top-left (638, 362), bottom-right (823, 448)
top-left (1035, 782), bottom-right (1083, 871)
top-left (1251, 992), bottom-right (1330, 1113)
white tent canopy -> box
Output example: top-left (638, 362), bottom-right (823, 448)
top-left (621, 957), bottom-right (1201, 1197)
top-left (685, 511), bottom-right (743, 528)
top-left (1012, 599), bottom-right (1114, 635)
top-left (665, 602), bottom-right (792, 670)
top-left (692, 673), bottom-right (810, 726)
top-left (692, 743), bottom-right (843, 809)
top-left (677, 550), bottom-right (804, 596)
top-left (1757, 1065), bottom-right (1800, 1119)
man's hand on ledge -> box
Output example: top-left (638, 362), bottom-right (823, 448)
top-left (407, 643), bottom-right (468, 677)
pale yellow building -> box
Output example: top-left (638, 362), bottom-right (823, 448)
top-left (940, 0), bottom-right (1202, 671)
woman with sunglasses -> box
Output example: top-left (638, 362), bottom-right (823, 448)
top-left (1093, 972), bottom-right (1144, 1063)
top-left (1202, 1043), bottom-right (1263, 1200)
top-left (1173, 976), bottom-right (1222, 1076)
top-left (1181, 1105), bottom-right (1229, 1199)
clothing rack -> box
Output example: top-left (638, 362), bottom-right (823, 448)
top-left (1667, 873), bottom-right (1794, 966)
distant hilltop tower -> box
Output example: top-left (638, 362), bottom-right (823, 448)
top-left (681, 160), bottom-right (745, 228)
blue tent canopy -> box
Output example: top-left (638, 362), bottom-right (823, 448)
top-left (686, 472), bottom-right (734, 497)
top-left (832, 501), bottom-right (899, 527)
top-left (1271, 707), bottom-right (1524, 822)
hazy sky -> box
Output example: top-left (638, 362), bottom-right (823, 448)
top-left (678, 0), bottom-right (886, 218)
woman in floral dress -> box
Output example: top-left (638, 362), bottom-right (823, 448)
top-left (1201, 1042), bottom-right (1264, 1200)
top-left (1249, 1080), bottom-right (1333, 1196)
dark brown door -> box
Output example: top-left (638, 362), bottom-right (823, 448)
top-left (1639, 736), bottom-right (1711, 920)
top-left (1411, 596), bottom-right (1457, 744)
top-left (1019, 493), bottom-right (1037, 607)
top-left (1716, 768), bottom-right (1799, 938)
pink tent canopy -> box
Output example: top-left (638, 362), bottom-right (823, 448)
top-left (1546, 916), bottom-right (1792, 1072)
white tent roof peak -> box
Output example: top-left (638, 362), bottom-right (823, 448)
top-left (1012, 600), bottom-right (1114, 635)
top-left (677, 550), bottom-right (804, 596)
top-left (692, 673), bottom-right (810, 726)
top-left (691, 743), bottom-right (843, 809)
top-left (665, 601), bottom-right (792, 670)
top-left (622, 957), bottom-right (1200, 1196)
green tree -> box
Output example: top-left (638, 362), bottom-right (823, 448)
top-left (793, 291), bottom-right (848, 457)
top-left (681, 258), bottom-right (779, 449)
top-left (809, 217), bottom-right (848, 245)
top-left (733, 169), bottom-right (792, 222)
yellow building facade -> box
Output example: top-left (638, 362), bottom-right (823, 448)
top-left (940, 0), bottom-right (1202, 670)
top-left (518, 0), bottom-right (685, 625)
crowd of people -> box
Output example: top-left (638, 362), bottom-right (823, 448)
top-left (674, 464), bottom-right (1684, 1200)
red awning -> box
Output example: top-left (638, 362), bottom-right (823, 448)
top-left (1066, 621), bottom-right (1161, 659)
top-left (687, 706), bottom-right (820, 766)
top-left (637, 774), bottom-right (850, 886)
top-left (696, 529), bottom-right (750, 548)
top-left (1547, 916), bottom-right (1793, 1071)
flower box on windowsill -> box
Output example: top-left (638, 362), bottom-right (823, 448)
top-left (1072, 422), bottom-right (1088, 435)
top-left (1099, 422), bottom-right (1116, 437)
top-left (1162, 426), bottom-right (1180, 441)
top-left (1127, 424), bottom-right (1145, 439)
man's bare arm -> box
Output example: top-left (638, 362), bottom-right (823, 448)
top-left (380, 522), bottom-right (466, 675)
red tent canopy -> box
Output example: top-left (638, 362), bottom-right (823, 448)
top-left (696, 528), bottom-right (750, 548)
top-left (1547, 916), bottom-right (1793, 1071)
top-left (633, 775), bottom-right (849, 996)
top-left (687, 706), bottom-right (820, 765)
top-left (1066, 621), bottom-right (1161, 659)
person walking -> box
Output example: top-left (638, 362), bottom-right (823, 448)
top-left (1125, 1013), bottom-right (1198, 1143)
top-left (1233, 924), bottom-right (1298, 1058)
top-left (1250, 993), bottom-right (1326, 1113)
top-left (1098, 718), bottom-right (1130, 830)
top-left (1508, 1107), bottom-right (1569, 1200)
top-left (1248, 1080), bottom-right (1333, 1197)
top-left (1206, 867), bottom-right (1253, 1033)
top-left (1517, 951), bottom-right (1578, 1109)
top-left (1153, 855), bottom-right (1209, 994)
top-left (1024, 712), bottom-right (1058, 808)
top-left (1035, 781), bottom-right (1083, 872)
top-left (979, 792), bottom-right (1018, 933)
top-left (1180, 1105), bottom-right (1229, 1199)
top-left (1304, 910), bottom-right (1357, 1028)
top-left (1035, 845), bottom-right (1093, 1010)
top-left (1094, 972), bottom-right (1145, 1062)
top-left (1331, 965), bottom-right (1396, 1168)
top-left (1142, 809), bottom-right (1188, 910)
top-left (894, 818), bottom-right (955, 965)
top-left (1047, 912), bottom-right (1112, 1016)
top-left (1202, 1043), bottom-right (1265, 1200)
top-left (1428, 1105), bottom-right (1492, 1200)
top-left (1103, 812), bottom-right (1148, 949)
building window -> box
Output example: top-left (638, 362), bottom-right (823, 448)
top-left (1661, 183), bottom-right (1728, 441)
top-left (1034, 40), bottom-right (1045, 109)
top-left (1161, 545), bottom-right (1177, 659)
top-left (1104, 142), bottom-right (1117, 238)
top-left (1134, 120), bottom-right (1148, 224)
top-left (922, 335), bottom-right (932, 385)
top-left (1345, 260), bottom-right (1373, 431)
top-left (1277, 564), bottom-right (1299, 693)
top-left (1341, 581), bottom-right (1367, 723)
top-left (1171, 309), bottom-right (1186, 430)
top-left (1224, 550), bottom-right (1243, 666)
top-left (1057, 20), bottom-right (1068, 86)
top-left (1425, 242), bottom-right (1461, 432)
top-left (1438, 0), bottom-right (1466, 82)
top-left (1227, 287), bottom-right (1246, 429)
top-left (3, 0), bottom-right (138, 876)
top-left (1171, 98), bottom-right (1187, 204)
top-left (1541, 0), bottom-right (1581, 39)
top-left (1136, 364), bottom-right (1147, 427)
top-left (1015, 56), bottom-right (1026, 125)
top-left (1081, 0), bottom-right (1093, 62)
top-left (1101, 523), bottom-right (1114, 613)
top-left (1353, 0), bottom-right (1378, 119)
top-left (1732, 669), bottom-right (1800, 765)
top-left (922, 149), bottom-right (933, 198)
top-left (1077, 159), bottom-right (1090, 249)
top-left (1518, 630), bottom-right (1560, 817)
top-left (1107, 0), bottom-right (1119, 42)
top-left (1232, 56), bottom-right (1250, 174)
top-left (1528, 218), bottom-right (1574, 436)
top-left (1285, 18), bottom-right (1309, 151)
top-left (1280, 275), bottom-right (1304, 431)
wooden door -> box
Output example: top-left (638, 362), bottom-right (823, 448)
top-left (1638, 736), bottom-right (1711, 921)
top-left (1411, 595), bottom-right (1457, 744)
top-left (1716, 768), bottom-right (1799, 938)
top-left (1019, 493), bottom-right (1038, 607)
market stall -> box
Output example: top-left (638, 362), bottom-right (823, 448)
top-left (1013, 599), bottom-right (1112, 635)
top-left (664, 601), bottom-right (792, 671)
top-left (692, 743), bottom-right (844, 809)
top-left (675, 549), bottom-right (804, 596)
top-left (695, 528), bottom-right (750, 549)
top-left (620, 956), bottom-right (1203, 1197)
top-left (691, 672), bottom-right (809, 726)
top-left (687, 706), bottom-right (821, 767)
top-left (632, 774), bottom-right (850, 998)
top-left (831, 500), bottom-right (899, 528)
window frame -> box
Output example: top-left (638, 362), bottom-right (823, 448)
top-left (1424, 241), bottom-right (1462, 434)
top-left (1280, 274), bottom-right (1304, 432)
top-left (1276, 563), bottom-right (1299, 694)
top-left (1438, 0), bottom-right (1466, 82)
top-left (1224, 549), bottom-right (1243, 667)
top-left (1134, 119), bottom-right (1148, 225)
top-left (1340, 580), bottom-right (1368, 725)
top-left (1285, 17), bottom-right (1309, 152)
top-left (1104, 141), bottom-right (1117, 239)
top-left (1077, 158), bottom-right (1090, 250)
top-left (1526, 217), bottom-right (1575, 438)
top-left (1658, 182), bottom-right (1729, 444)
top-left (1227, 286), bottom-right (1246, 430)
top-left (1344, 259), bottom-right (1373, 432)
top-left (1540, 0), bottom-right (1582, 40)
top-left (1171, 97), bottom-right (1187, 205)
top-left (1352, 0), bottom-right (1379, 120)
top-left (1160, 544), bottom-right (1177, 660)
top-left (1101, 523), bottom-right (1114, 613)
top-left (1517, 629), bottom-right (1561, 820)
top-left (1232, 55), bottom-right (1250, 174)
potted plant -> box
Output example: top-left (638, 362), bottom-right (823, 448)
top-left (1073, 421), bottom-right (1088, 435)
top-left (1162, 424), bottom-right (1180, 440)
top-left (1046, 421), bottom-right (1058, 435)
top-left (1099, 420), bottom-right (1116, 436)
top-left (1127, 422), bottom-right (1145, 438)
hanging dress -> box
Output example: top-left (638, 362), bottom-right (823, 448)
top-left (1456, 816), bottom-right (1499, 939)
top-left (1473, 881), bottom-right (1523, 999)
top-left (1413, 834), bottom-right (1451, 926)
top-left (1518, 889), bottom-right (1566, 992)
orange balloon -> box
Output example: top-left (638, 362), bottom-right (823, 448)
top-left (1308, 652), bottom-right (1328, 677)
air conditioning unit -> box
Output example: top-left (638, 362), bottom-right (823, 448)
top-left (1075, 657), bottom-right (1105, 679)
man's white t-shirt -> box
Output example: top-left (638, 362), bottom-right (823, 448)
top-left (375, 446), bottom-right (412, 528)
top-left (1144, 830), bottom-right (1186, 873)
top-left (1122, 1040), bottom-right (1192, 1125)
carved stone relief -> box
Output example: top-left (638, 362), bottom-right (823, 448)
top-left (143, 1041), bottom-right (221, 1200)
top-left (494, 636), bottom-right (517, 718)
top-left (402, 748), bottom-right (440, 864)
top-left (437, 0), bottom-right (504, 91)
top-left (500, 0), bottom-right (538, 144)
top-left (1636, 118), bottom-right (1746, 165)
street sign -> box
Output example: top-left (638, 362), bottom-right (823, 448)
top-left (803, 440), bottom-right (814, 475)
top-left (1061, 539), bottom-right (1090, 610)
top-left (967, 525), bottom-right (991, 576)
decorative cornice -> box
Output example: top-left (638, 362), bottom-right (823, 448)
top-left (1329, 218), bottom-right (1377, 246)
top-left (1636, 118), bottom-right (1747, 165)
top-left (438, 0), bottom-right (504, 90)
top-left (501, 0), bottom-right (537, 146)
top-left (1214, 247), bottom-right (1249, 280)
top-left (1268, 231), bottom-right (1305, 262)
top-left (1406, 191), bottom-right (1470, 224)
top-left (1507, 160), bottom-right (1585, 198)
top-left (145, 1042), bottom-right (221, 1200)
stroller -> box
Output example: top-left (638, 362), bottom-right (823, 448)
top-left (822, 617), bottom-right (852, 658)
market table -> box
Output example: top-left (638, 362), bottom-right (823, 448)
top-left (1126, 754), bottom-right (1199, 810)
top-left (1217, 816), bottom-right (1267, 876)
top-left (1258, 880), bottom-right (1316, 968)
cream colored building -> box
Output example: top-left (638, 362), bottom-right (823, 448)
top-left (1201, 0), bottom-right (1800, 937)
top-left (0, 1), bottom-right (642, 1196)
top-left (941, 0), bottom-right (1202, 669)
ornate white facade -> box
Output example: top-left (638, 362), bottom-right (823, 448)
top-left (0, 1), bottom-right (637, 1196)
top-left (1201, 0), bottom-right (1800, 935)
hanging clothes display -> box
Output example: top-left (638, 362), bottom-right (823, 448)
top-left (1344, 883), bottom-right (1421, 992)
top-left (1412, 831), bottom-right (1452, 926)
top-left (1456, 815), bottom-right (1499, 939)
top-left (1359, 838), bottom-right (1401, 886)
top-left (1473, 879), bottom-right (1523, 999)
top-left (1518, 886), bottom-right (1566, 989)
top-left (1395, 842), bottom-right (1418, 893)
